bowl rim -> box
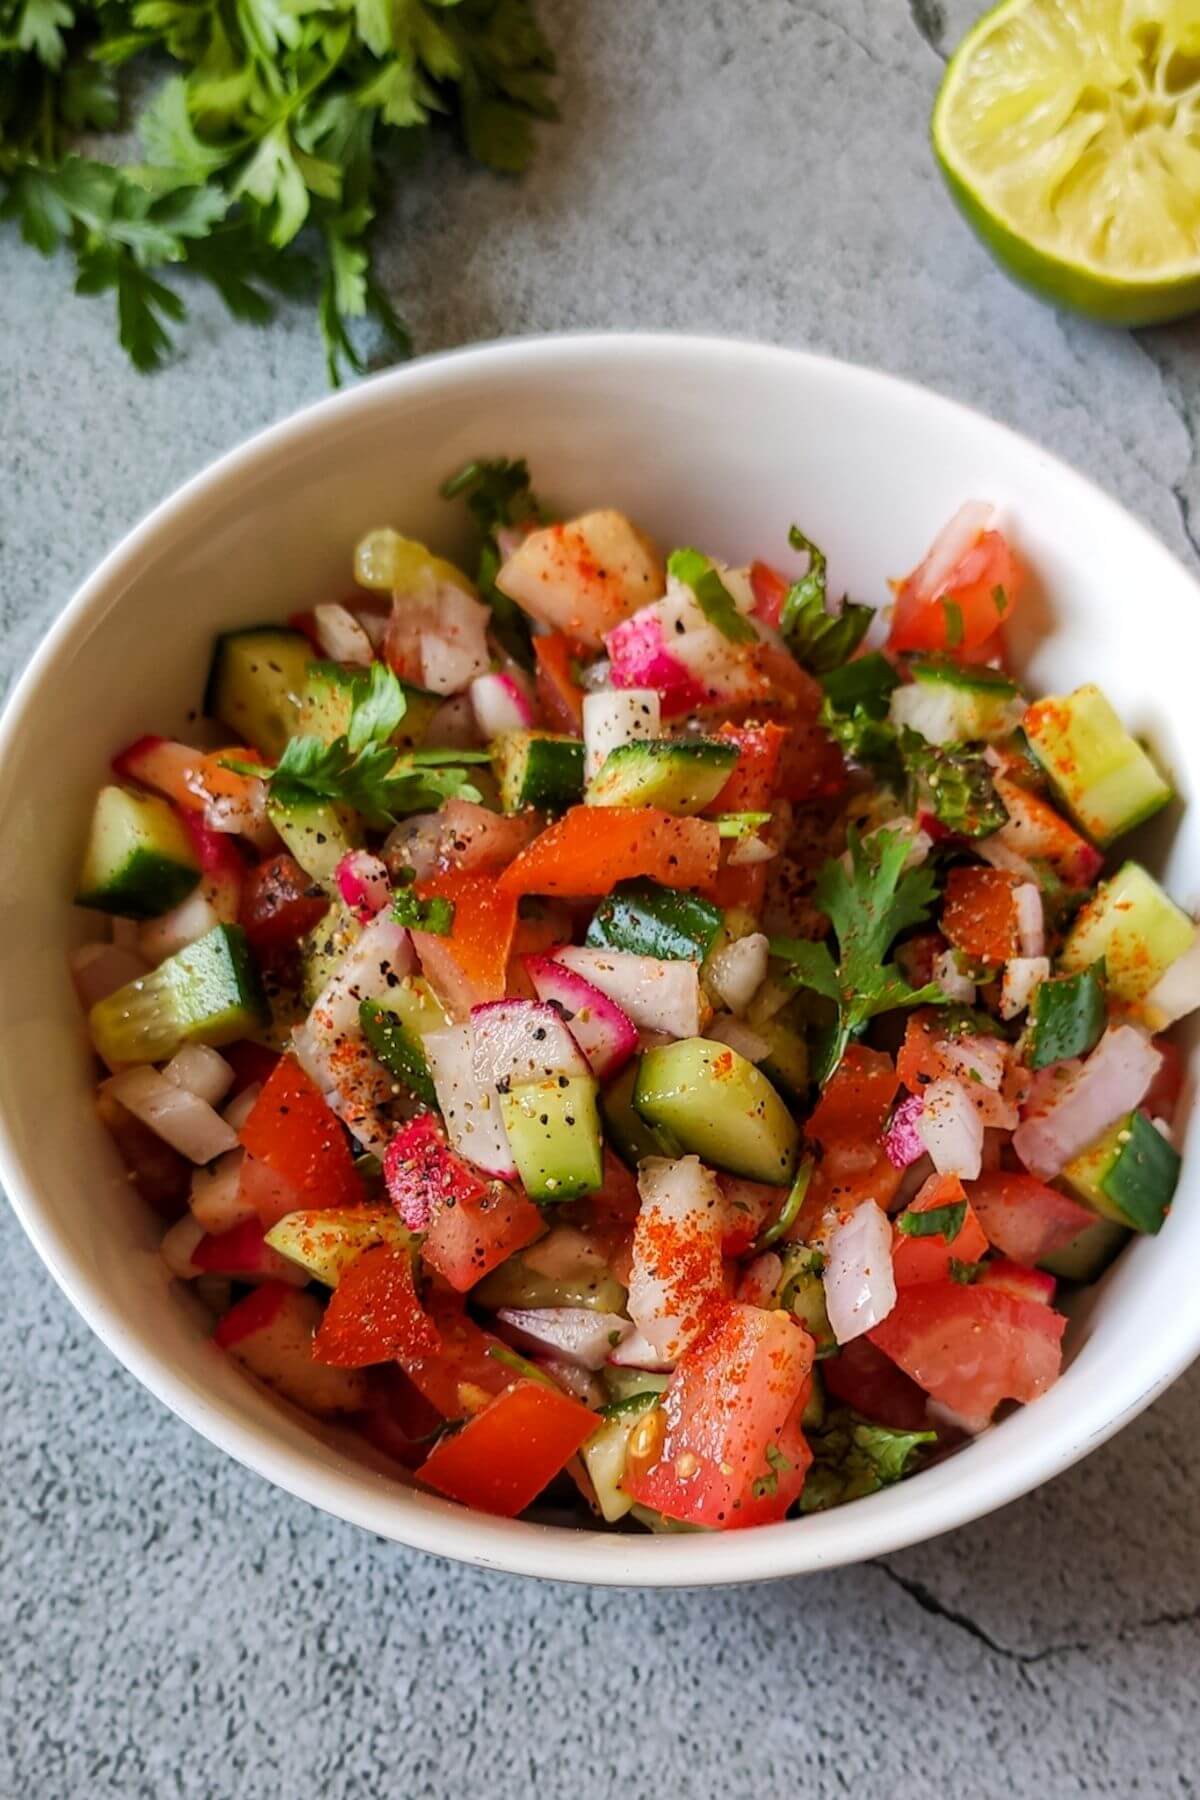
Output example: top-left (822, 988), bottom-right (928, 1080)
top-left (3, 328), bottom-right (1198, 1587)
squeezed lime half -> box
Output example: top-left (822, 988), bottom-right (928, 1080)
top-left (933, 0), bottom-right (1200, 326)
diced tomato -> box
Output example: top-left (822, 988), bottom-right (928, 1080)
top-left (533, 632), bottom-right (586, 734)
top-left (965, 1170), bottom-right (1095, 1266)
top-left (716, 1176), bottom-right (778, 1257)
top-left (236, 1151), bottom-right (306, 1229)
top-left (213, 1279), bottom-right (294, 1349)
top-left (192, 1217), bottom-right (304, 1283)
top-left (790, 1141), bottom-right (905, 1243)
top-left (1144, 1037), bottom-right (1184, 1125)
top-left (869, 1280), bottom-right (1065, 1424)
top-left (222, 1040), bottom-right (282, 1096)
top-left (411, 870), bottom-right (518, 1014)
top-left (941, 866), bottom-right (1019, 964)
top-left (721, 1408), bottom-right (812, 1528)
top-left (894, 930), bottom-right (946, 990)
top-left (622, 1303), bottom-right (814, 1529)
top-left (422, 1183), bottom-right (544, 1293)
top-left (312, 1245), bottom-right (439, 1367)
top-left (891, 1173), bottom-right (988, 1287)
top-left (776, 719), bottom-right (848, 803)
top-left (807, 1045), bottom-right (899, 1147)
top-left (239, 1055), bottom-right (363, 1210)
top-left (356, 1365), bottom-right (444, 1469)
top-left (239, 853), bottom-right (330, 953)
top-left (977, 1259), bottom-right (1057, 1306)
top-left (397, 1291), bottom-right (511, 1419)
top-left (710, 860), bottom-right (768, 914)
top-left (417, 1379), bottom-right (599, 1517)
top-left (821, 1335), bottom-right (930, 1431)
top-left (888, 516), bottom-right (1022, 656)
top-left (705, 722), bottom-right (787, 814)
top-left (498, 807), bottom-right (721, 898)
top-left (991, 776), bottom-right (1103, 887)
top-left (583, 1146), bottom-right (642, 1229)
top-left (896, 1010), bottom-right (1015, 1129)
top-left (749, 560), bottom-right (789, 630)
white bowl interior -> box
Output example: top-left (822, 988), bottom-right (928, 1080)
top-left (1, 336), bottom-right (1197, 1585)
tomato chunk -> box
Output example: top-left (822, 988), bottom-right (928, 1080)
top-left (357, 1365), bottom-right (444, 1469)
top-left (240, 853), bottom-right (329, 953)
top-left (499, 807), bottom-right (720, 898)
top-left (888, 516), bottom-right (1022, 656)
top-left (749, 560), bottom-right (789, 629)
top-left (821, 1336), bottom-right (930, 1431)
top-left (412, 869), bottom-right (518, 1011)
top-left (312, 1245), bottom-right (439, 1367)
top-left (705, 722), bottom-right (787, 813)
top-left (965, 1170), bottom-right (1094, 1267)
top-left (807, 1045), bottom-right (899, 1147)
top-left (891, 1172), bottom-right (988, 1287)
top-left (869, 1281), bottom-right (1066, 1425)
top-left (533, 632), bottom-right (586, 734)
top-left (239, 1056), bottom-right (363, 1210)
top-left (397, 1291), bottom-right (511, 1419)
top-left (622, 1303), bottom-right (814, 1529)
top-left (977, 1259), bottom-right (1057, 1306)
top-left (417, 1379), bottom-right (599, 1517)
top-left (422, 1183), bottom-right (544, 1293)
top-left (941, 866), bottom-right (1019, 964)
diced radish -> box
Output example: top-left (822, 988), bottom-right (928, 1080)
top-left (1014, 882), bottom-right (1045, 958)
top-left (704, 933), bottom-right (769, 1016)
top-left (915, 1077), bottom-right (985, 1179)
top-left (1142, 930), bottom-right (1200, 1030)
top-left (604, 607), bottom-right (705, 717)
top-left (553, 945), bottom-right (704, 1039)
top-left (469, 998), bottom-right (590, 1086)
top-left (417, 589), bottom-right (492, 694)
top-left (221, 1082), bottom-right (262, 1134)
top-left (192, 1218), bottom-right (309, 1286)
top-left (307, 912), bottom-right (413, 1041)
top-left (190, 1148), bottom-right (254, 1233)
top-left (1001, 955), bottom-right (1050, 1020)
top-left (627, 1155), bottom-right (726, 1361)
top-left (103, 1067), bottom-right (239, 1165)
top-left (737, 1251), bottom-right (784, 1308)
top-left (313, 602), bottom-right (374, 666)
top-left (214, 1284), bottom-right (367, 1415)
top-left (1013, 1026), bottom-right (1162, 1180)
top-left (938, 1034), bottom-right (1009, 1094)
top-left (434, 798), bottom-right (536, 875)
top-left (162, 1044), bottom-right (234, 1108)
top-left (884, 1094), bottom-right (926, 1169)
top-left (524, 1226), bottom-right (613, 1282)
top-left (522, 954), bottom-right (639, 1081)
top-left (291, 1022), bottom-right (395, 1160)
top-left (137, 890), bottom-right (221, 963)
top-left (582, 689), bottom-right (662, 781)
top-left (161, 1211), bottom-right (206, 1278)
top-left (335, 849), bottom-right (391, 921)
top-left (704, 1014), bottom-right (769, 1063)
top-left (607, 1327), bottom-right (675, 1373)
top-left (823, 1201), bottom-right (897, 1345)
top-left (70, 942), bottom-right (150, 1010)
top-left (423, 1022), bottom-right (517, 1179)
top-left (496, 1307), bottom-right (632, 1370)
top-left (470, 671), bottom-right (535, 738)
top-left (112, 735), bottom-right (203, 810)
top-left (932, 949), bottom-right (975, 1006)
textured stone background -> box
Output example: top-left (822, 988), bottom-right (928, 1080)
top-left (3, 2), bottom-right (1199, 1794)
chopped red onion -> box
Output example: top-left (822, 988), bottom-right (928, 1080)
top-left (915, 1077), bottom-right (985, 1178)
top-left (313, 603), bottom-right (374, 665)
top-left (1014, 882), bottom-right (1045, 958)
top-left (705, 933), bottom-right (769, 1016)
top-left (189, 1148), bottom-right (253, 1233)
top-left (704, 1014), bottom-right (770, 1063)
top-left (823, 1201), bottom-right (897, 1345)
top-left (104, 1066), bottom-right (239, 1165)
top-left (162, 1044), bottom-right (234, 1108)
top-left (628, 1155), bottom-right (725, 1360)
top-left (932, 949), bottom-right (975, 1006)
top-left (469, 999), bottom-right (590, 1087)
top-left (423, 1022), bottom-right (516, 1179)
top-left (884, 1094), bottom-right (926, 1168)
top-left (1013, 1025), bottom-right (1162, 1179)
top-left (160, 1212), bottom-right (206, 1279)
top-left (1000, 955), bottom-right (1050, 1021)
top-left (496, 1307), bottom-right (632, 1370)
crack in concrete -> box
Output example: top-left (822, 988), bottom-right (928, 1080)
top-left (1130, 332), bottom-right (1200, 568)
top-left (907, 0), bottom-right (948, 62)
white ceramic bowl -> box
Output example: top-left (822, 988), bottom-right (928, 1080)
top-left (2, 334), bottom-right (1197, 1586)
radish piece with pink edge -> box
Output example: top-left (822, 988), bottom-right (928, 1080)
top-left (523, 954), bottom-right (639, 1081)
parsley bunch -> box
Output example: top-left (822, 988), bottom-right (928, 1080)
top-left (0, 0), bottom-right (558, 378)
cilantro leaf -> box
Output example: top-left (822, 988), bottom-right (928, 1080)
top-left (780, 525), bottom-right (873, 674)
top-left (771, 827), bottom-right (943, 1083)
top-left (392, 886), bottom-right (455, 934)
top-left (800, 1410), bottom-right (937, 1513)
top-left (819, 653), bottom-right (902, 779)
top-left (899, 728), bottom-right (1007, 838)
top-left (896, 1200), bottom-right (968, 1240)
top-left (668, 547), bottom-right (758, 645)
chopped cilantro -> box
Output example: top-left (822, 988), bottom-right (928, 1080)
top-left (779, 525), bottom-right (873, 673)
top-left (800, 1410), bottom-right (937, 1512)
top-left (668, 548), bottom-right (758, 645)
top-left (896, 1200), bottom-right (968, 1240)
top-left (941, 599), bottom-right (965, 648)
top-left (899, 729), bottom-right (1008, 838)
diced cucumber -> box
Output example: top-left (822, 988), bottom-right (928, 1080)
top-left (204, 628), bottom-right (313, 759)
top-left (1023, 685), bottom-right (1172, 845)
top-left (76, 785), bottom-right (201, 920)
top-left (776, 1245), bottom-right (836, 1357)
top-left (601, 1062), bottom-right (682, 1167)
top-left (359, 976), bottom-right (448, 1108)
top-left (890, 657), bottom-right (1023, 746)
top-left (265, 1206), bottom-right (415, 1285)
top-left (499, 1073), bottom-right (604, 1201)
top-left (587, 738), bottom-right (738, 813)
top-left (634, 1038), bottom-right (799, 1185)
top-left (298, 662), bottom-right (440, 749)
top-left (756, 1014), bottom-right (810, 1099)
top-left (586, 879), bottom-right (723, 962)
top-left (584, 1388), bottom-right (666, 1524)
top-left (298, 899), bottom-right (360, 1007)
top-left (1025, 965), bottom-right (1106, 1070)
top-left (492, 730), bottom-right (585, 813)
top-left (267, 791), bottom-right (362, 887)
top-left (602, 1366), bottom-right (671, 1405)
top-left (89, 923), bottom-right (267, 1064)
top-left (1060, 1111), bottom-right (1181, 1235)
top-left (1038, 1213), bottom-right (1130, 1282)
top-left (474, 1249), bottom-right (626, 1313)
top-left (1060, 862), bottom-right (1195, 1003)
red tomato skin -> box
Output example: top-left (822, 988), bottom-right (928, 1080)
top-left (896, 1010), bottom-right (1014, 1129)
top-left (213, 1280), bottom-right (292, 1349)
top-left (869, 1281), bottom-right (1066, 1423)
top-left (397, 1291), bottom-right (511, 1418)
top-left (412, 870), bottom-right (518, 1008)
top-left (623, 1303), bottom-right (814, 1529)
top-left (789, 1143), bottom-right (904, 1244)
top-left (705, 722), bottom-right (787, 814)
top-left (891, 1173), bottom-right (989, 1287)
top-left (889, 528), bottom-right (1021, 655)
top-left (776, 720), bottom-right (848, 803)
top-left (941, 866), bottom-right (1020, 964)
top-left (239, 1056), bottom-right (363, 1210)
top-left (313, 1245), bottom-right (439, 1368)
top-left (749, 560), bottom-right (789, 629)
top-left (821, 1336), bottom-right (931, 1432)
top-left (807, 1045), bottom-right (899, 1147)
top-left (421, 1182), bottom-right (545, 1293)
top-left (977, 1259), bottom-right (1057, 1306)
top-left (240, 854), bottom-right (330, 953)
top-left (534, 633), bottom-right (586, 734)
top-left (357, 1366), bottom-right (444, 1469)
top-left (417, 1380), bottom-right (599, 1517)
top-left (965, 1170), bottom-right (1095, 1266)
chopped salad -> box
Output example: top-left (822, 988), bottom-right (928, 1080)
top-left (72, 462), bottom-right (1195, 1532)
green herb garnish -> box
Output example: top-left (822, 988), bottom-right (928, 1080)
top-left (780, 525), bottom-right (873, 673)
top-left (754, 1158), bottom-right (813, 1252)
top-left (668, 548), bottom-right (757, 645)
top-left (819, 653), bottom-right (901, 777)
top-left (800, 1410), bottom-right (937, 1512)
top-left (896, 1201), bottom-right (968, 1240)
top-left (899, 729), bottom-right (1008, 838)
top-left (715, 811), bottom-right (773, 839)
top-left (441, 457), bottom-right (544, 667)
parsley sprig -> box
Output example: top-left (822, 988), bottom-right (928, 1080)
top-left (225, 663), bottom-right (488, 828)
top-left (441, 456), bottom-right (543, 668)
top-left (770, 827), bottom-right (944, 1084)
top-left (0, 0), bottom-right (558, 378)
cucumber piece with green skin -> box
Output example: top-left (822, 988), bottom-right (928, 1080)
top-left (601, 1062), bottom-right (682, 1167)
top-left (89, 923), bottom-right (267, 1064)
top-left (756, 1014), bottom-right (810, 1099)
top-left (298, 662), bottom-right (441, 749)
top-left (204, 628), bottom-right (313, 760)
top-left (474, 1250), bottom-right (626, 1313)
top-left (634, 1038), bottom-right (799, 1186)
top-left (265, 1207), bottom-right (415, 1285)
top-left (359, 977), bottom-right (448, 1108)
top-left (584, 1384), bottom-right (668, 1523)
top-left (776, 1245), bottom-right (836, 1357)
top-left (1060, 861), bottom-right (1195, 1003)
top-left (1025, 964), bottom-right (1106, 1070)
top-left (1023, 685), bottom-right (1172, 846)
top-left (587, 738), bottom-right (738, 813)
top-left (1060, 1110), bottom-right (1181, 1235)
top-left (1038, 1213), bottom-right (1130, 1282)
top-left (586, 879), bottom-right (723, 962)
top-left (267, 791), bottom-right (362, 886)
top-left (602, 1366), bottom-right (671, 1405)
top-left (499, 1073), bottom-right (604, 1201)
top-left (298, 899), bottom-right (360, 1008)
top-left (76, 785), bottom-right (201, 920)
top-left (890, 656), bottom-right (1023, 746)
top-left (492, 730), bottom-right (585, 813)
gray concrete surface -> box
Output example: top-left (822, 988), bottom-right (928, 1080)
top-left (3, 1), bottom-right (1200, 1793)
